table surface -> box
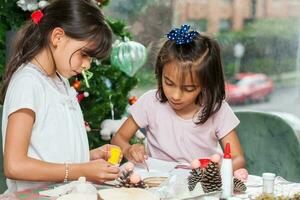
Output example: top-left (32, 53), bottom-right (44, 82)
top-left (0, 158), bottom-right (299, 199)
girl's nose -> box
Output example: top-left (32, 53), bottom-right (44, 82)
top-left (171, 88), bottom-right (183, 101)
top-left (82, 58), bottom-right (92, 70)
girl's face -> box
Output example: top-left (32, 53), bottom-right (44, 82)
top-left (52, 36), bottom-right (93, 78)
top-left (162, 61), bottom-right (202, 115)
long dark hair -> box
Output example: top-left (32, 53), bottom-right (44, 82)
top-left (1, 0), bottom-right (112, 103)
top-left (155, 34), bottom-right (226, 124)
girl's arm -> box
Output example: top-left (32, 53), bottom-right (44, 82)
top-left (111, 116), bottom-right (147, 163)
top-left (220, 130), bottom-right (245, 171)
top-left (4, 109), bottom-right (119, 183)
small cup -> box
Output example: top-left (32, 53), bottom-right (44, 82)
top-left (262, 172), bottom-right (276, 194)
top-left (108, 146), bottom-right (122, 165)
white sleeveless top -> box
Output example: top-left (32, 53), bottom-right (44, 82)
top-left (1, 62), bottom-right (90, 192)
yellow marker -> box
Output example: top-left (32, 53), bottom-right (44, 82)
top-left (108, 146), bottom-right (121, 165)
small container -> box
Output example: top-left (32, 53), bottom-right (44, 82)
top-left (262, 172), bottom-right (276, 194)
top-left (108, 146), bottom-right (122, 165)
top-left (199, 158), bottom-right (211, 168)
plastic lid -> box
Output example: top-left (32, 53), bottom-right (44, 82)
top-left (262, 172), bottom-right (276, 180)
top-left (224, 143), bottom-right (232, 159)
top-left (198, 158), bottom-right (211, 168)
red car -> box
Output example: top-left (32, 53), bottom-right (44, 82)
top-left (226, 73), bottom-right (274, 104)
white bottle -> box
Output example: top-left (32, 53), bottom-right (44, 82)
top-left (262, 172), bottom-right (276, 194)
top-left (221, 143), bottom-right (233, 198)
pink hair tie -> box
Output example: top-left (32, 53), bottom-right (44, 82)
top-left (31, 10), bottom-right (44, 25)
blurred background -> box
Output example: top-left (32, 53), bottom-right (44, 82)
top-left (104, 0), bottom-right (300, 131)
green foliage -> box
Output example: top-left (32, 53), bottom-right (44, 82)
top-left (107, 0), bottom-right (151, 19)
top-left (216, 18), bottom-right (299, 78)
top-left (79, 63), bottom-right (138, 148)
top-left (0, 0), bottom-right (139, 149)
top-left (106, 18), bottom-right (132, 39)
top-left (0, 0), bottom-right (28, 80)
top-left (135, 67), bottom-right (156, 89)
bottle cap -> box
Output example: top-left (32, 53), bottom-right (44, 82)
top-left (262, 172), bottom-right (276, 180)
top-left (108, 146), bottom-right (122, 165)
top-left (198, 158), bottom-right (211, 168)
top-left (224, 143), bottom-right (232, 159)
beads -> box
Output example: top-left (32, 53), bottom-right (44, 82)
top-left (63, 163), bottom-right (70, 183)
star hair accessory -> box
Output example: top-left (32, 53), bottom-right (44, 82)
top-left (167, 24), bottom-right (199, 45)
top-left (31, 10), bottom-right (44, 25)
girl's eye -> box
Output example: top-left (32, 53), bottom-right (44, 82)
top-left (165, 80), bottom-right (173, 86)
top-left (81, 52), bottom-right (89, 57)
top-left (183, 87), bottom-right (196, 92)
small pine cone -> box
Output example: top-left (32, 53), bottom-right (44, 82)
top-left (201, 162), bottom-right (222, 193)
top-left (133, 180), bottom-right (148, 189)
top-left (188, 168), bottom-right (203, 191)
top-left (116, 170), bottom-right (133, 188)
top-left (124, 183), bottom-right (131, 188)
top-left (233, 178), bottom-right (247, 193)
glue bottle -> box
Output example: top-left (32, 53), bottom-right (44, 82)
top-left (221, 143), bottom-right (233, 198)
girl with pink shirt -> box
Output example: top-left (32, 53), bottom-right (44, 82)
top-left (112, 25), bottom-right (245, 171)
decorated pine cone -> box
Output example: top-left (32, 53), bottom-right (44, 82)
top-left (188, 168), bottom-right (204, 191)
top-left (233, 177), bottom-right (247, 193)
top-left (115, 169), bottom-right (147, 189)
top-left (116, 170), bottom-right (133, 188)
top-left (200, 162), bottom-right (222, 193)
top-left (130, 180), bottom-right (147, 189)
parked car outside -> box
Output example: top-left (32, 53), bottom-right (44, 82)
top-left (226, 73), bottom-right (274, 104)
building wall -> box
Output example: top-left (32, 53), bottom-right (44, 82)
top-left (174, 0), bottom-right (300, 33)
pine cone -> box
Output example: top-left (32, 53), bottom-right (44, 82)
top-left (201, 162), bottom-right (222, 193)
top-left (188, 168), bottom-right (203, 191)
top-left (116, 170), bottom-right (133, 188)
top-left (115, 170), bottom-right (147, 189)
top-left (132, 180), bottom-right (148, 189)
top-left (233, 177), bottom-right (247, 193)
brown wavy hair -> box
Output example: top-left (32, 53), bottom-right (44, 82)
top-left (1, 0), bottom-right (112, 103)
top-left (155, 34), bottom-right (226, 124)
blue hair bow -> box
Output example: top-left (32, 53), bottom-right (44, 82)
top-left (167, 24), bottom-right (199, 45)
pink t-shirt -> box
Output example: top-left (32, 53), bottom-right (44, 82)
top-left (129, 90), bottom-right (240, 163)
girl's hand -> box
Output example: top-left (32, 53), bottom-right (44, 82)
top-left (83, 159), bottom-right (120, 184)
top-left (90, 144), bottom-right (122, 161)
top-left (123, 144), bottom-right (148, 164)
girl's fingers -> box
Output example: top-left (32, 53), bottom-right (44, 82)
top-left (131, 151), bottom-right (140, 163)
top-left (133, 151), bottom-right (145, 163)
top-left (107, 166), bottom-right (120, 174)
top-left (101, 172), bottom-right (119, 180)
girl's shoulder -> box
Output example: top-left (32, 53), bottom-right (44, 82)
top-left (219, 100), bottom-right (231, 111)
top-left (137, 89), bottom-right (161, 105)
top-left (12, 63), bottom-right (43, 82)
top-left (211, 100), bottom-right (238, 123)
top-left (8, 63), bottom-right (45, 91)
top-left (130, 89), bottom-right (161, 111)
top-left (140, 89), bottom-right (157, 99)
top-left (213, 100), bottom-right (232, 114)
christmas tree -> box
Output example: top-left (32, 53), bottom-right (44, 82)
top-left (0, 0), bottom-right (147, 149)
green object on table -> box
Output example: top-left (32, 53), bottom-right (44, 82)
top-left (235, 110), bottom-right (300, 182)
top-left (18, 193), bottom-right (30, 199)
top-left (0, 105), bottom-right (7, 193)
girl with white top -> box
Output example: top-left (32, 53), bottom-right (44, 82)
top-left (1, 0), bottom-right (120, 193)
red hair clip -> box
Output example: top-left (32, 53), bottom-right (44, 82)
top-left (31, 10), bottom-right (44, 25)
